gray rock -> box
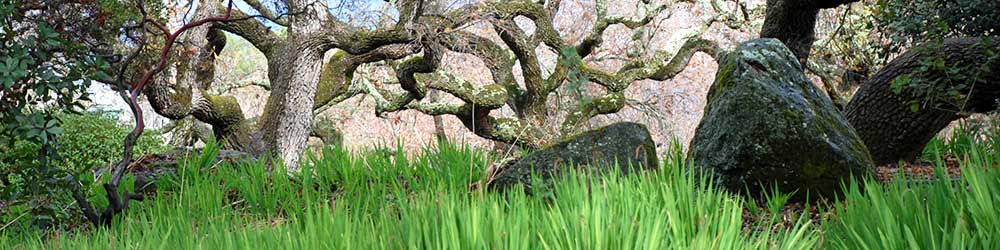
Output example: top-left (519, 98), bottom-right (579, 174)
top-left (688, 39), bottom-right (874, 199)
top-left (105, 149), bottom-right (254, 193)
top-left (485, 122), bottom-right (658, 193)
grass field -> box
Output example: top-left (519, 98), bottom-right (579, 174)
top-left (3, 132), bottom-right (999, 249)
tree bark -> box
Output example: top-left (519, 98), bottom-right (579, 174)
top-left (843, 38), bottom-right (1000, 165)
top-left (142, 1), bottom-right (255, 151)
top-left (260, 49), bottom-right (324, 169)
top-left (429, 90), bottom-right (448, 143)
top-left (759, 1), bottom-right (1000, 165)
top-left (257, 0), bottom-right (329, 170)
top-left (760, 0), bottom-right (859, 62)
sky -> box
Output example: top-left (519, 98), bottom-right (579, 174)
top-left (178, 0), bottom-right (482, 30)
top-left (220, 0), bottom-right (396, 30)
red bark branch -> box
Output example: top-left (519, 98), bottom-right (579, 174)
top-left (69, 0), bottom-right (236, 228)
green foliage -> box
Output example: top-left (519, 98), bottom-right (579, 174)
top-left (0, 0), bottom-right (174, 230)
top-left (763, 183), bottom-right (795, 219)
top-left (558, 46), bottom-right (594, 109)
top-left (922, 114), bottom-right (1000, 160)
top-left (896, 39), bottom-right (998, 113)
top-left (873, 0), bottom-right (999, 56)
top-left (823, 1), bottom-right (1000, 112)
top-left (0, 0), bottom-right (113, 229)
top-left (0, 6), bottom-right (105, 135)
top-left (54, 113), bottom-right (168, 169)
top-left (1, 112), bottom-right (167, 230)
top-left (870, 0), bottom-right (1000, 112)
top-left (2, 141), bottom-right (817, 249)
top-left (0, 113), bottom-right (170, 169)
top-left (825, 154), bottom-right (1000, 249)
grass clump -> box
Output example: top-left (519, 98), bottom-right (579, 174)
top-left (2, 129), bottom-right (999, 249)
top-left (2, 142), bottom-right (818, 249)
top-left (826, 130), bottom-right (1000, 249)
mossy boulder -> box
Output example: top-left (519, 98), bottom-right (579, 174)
top-left (485, 122), bottom-right (658, 193)
top-left (688, 39), bottom-right (874, 199)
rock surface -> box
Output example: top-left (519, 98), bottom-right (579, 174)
top-left (688, 39), bottom-right (874, 199)
top-left (485, 122), bottom-right (658, 193)
top-left (106, 149), bottom-right (253, 193)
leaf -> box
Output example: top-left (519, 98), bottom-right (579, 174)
top-left (94, 70), bottom-right (113, 81)
top-left (3, 57), bottom-right (17, 69)
top-left (25, 128), bottom-right (41, 139)
top-left (47, 126), bottom-right (63, 136)
top-left (890, 75), bottom-right (912, 94)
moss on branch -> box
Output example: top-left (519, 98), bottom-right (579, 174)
top-left (418, 73), bottom-right (509, 109)
top-left (215, 5), bottom-right (280, 57)
top-left (580, 37), bottom-right (719, 91)
top-left (313, 51), bottom-right (352, 110)
top-left (560, 92), bottom-right (626, 135)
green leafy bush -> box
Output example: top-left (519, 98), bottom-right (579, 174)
top-left (1, 0), bottom-right (125, 230)
top-left (873, 0), bottom-right (1000, 112)
top-left (54, 112), bottom-right (168, 170)
top-left (1, 112), bottom-right (167, 229)
top-left (1, 112), bottom-right (168, 172)
top-left (873, 0), bottom-right (999, 56)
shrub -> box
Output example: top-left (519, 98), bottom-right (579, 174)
top-left (0, 111), bottom-right (168, 229)
top-left (1, 112), bottom-right (168, 172)
top-left (53, 112), bottom-right (168, 170)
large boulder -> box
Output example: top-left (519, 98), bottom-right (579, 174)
top-left (688, 39), bottom-right (874, 199)
top-left (485, 122), bottom-right (658, 193)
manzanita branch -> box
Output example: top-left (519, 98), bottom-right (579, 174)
top-left (68, 0), bottom-right (235, 228)
top-left (115, 0), bottom-right (233, 184)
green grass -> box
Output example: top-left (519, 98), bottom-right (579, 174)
top-left (2, 132), bottom-right (999, 249)
top-left (827, 141), bottom-right (1000, 249)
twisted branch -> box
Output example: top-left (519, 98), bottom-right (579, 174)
top-left (68, 0), bottom-right (235, 228)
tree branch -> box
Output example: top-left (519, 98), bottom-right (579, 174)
top-left (312, 44), bottom-right (421, 114)
top-left (577, 0), bottom-right (668, 58)
top-left (244, 0), bottom-right (288, 25)
top-left (216, 5), bottom-right (281, 57)
top-left (581, 37), bottom-right (719, 91)
top-left (69, 0), bottom-right (236, 228)
top-left (560, 91), bottom-right (625, 134)
top-left (213, 80), bottom-right (272, 94)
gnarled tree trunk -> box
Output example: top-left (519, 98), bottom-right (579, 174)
top-left (257, 0), bottom-right (328, 170)
top-left (760, 0), bottom-right (858, 62)
top-left (760, 0), bottom-right (1000, 165)
top-left (142, 0), bottom-right (722, 171)
top-left (142, 0), bottom-right (421, 170)
top-left (844, 38), bottom-right (1000, 164)
top-left (142, 1), bottom-right (254, 151)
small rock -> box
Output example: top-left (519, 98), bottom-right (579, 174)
top-left (485, 122), bottom-right (659, 193)
top-left (96, 149), bottom-right (254, 193)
